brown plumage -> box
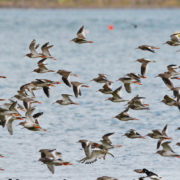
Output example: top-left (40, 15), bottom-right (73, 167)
top-left (137, 45), bottom-right (160, 53)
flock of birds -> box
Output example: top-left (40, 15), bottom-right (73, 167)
top-left (0, 25), bottom-right (180, 180)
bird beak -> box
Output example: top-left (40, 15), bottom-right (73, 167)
top-left (83, 85), bottom-right (89, 88)
top-left (35, 101), bottom-right (42, 104)
top-left (72, 102), bottom-right (79, 105)
top-left (0, 76), bottom-right (6, 78)
top-left (72, 74), bottom-right (78, 77)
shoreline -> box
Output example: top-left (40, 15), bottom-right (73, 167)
top-left (0, 4), bottom-right (180, 9)
top-left (0, 6), bottom-right (180, 9)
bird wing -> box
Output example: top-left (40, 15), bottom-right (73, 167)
top-left (170, 33), bottom-right (180, 42)
top-left (112, 86), bottom-right (122, 98)
top-left (43, 86), bottom-right (50, 98)
top-left (162, 77), bottom-right (174, 89)
top-left (146, 46), bottom-right (155, 53)
top-left (77, 25), bottom-right (86, 39)
top-left (161, 141), bottom-right (174, 153)
top-left (72, 85), bottom-right (78, 98)
top-left (103, 83), bottom-right (112, 91)
top-left (38, 63), bottom-right (48, 70)
top-left (152, 130), bottom-right (162, 136)
top-left (164, 95), bottom-right (176, 103)
top-left (29, 39), bottom-right (39, 54)
top-left (79, 89), bottom-right (82, 96)
top-left (6, 118), bottom-right (14, 135)
top-left (124, 83), bottom-right (131, 93)
top-left (33, 112), bottom-right (43, 119)
top-left (37, 58), bottom-right (47, 65)
top-left (162, 124), bottom-right (168, 136)
top-left (41, 42), bottom-right (51, 56)
top-left (47, 164), bottom-right (54, 174)
top-left (62, 94), bottom-right (72, 101)
top-left (102, 132), bottom-right (114, 145)
top-left (141, 63), bottom-right (148, 76)
top-left (79, 140), bottom-right (92, 157)
top-left (71, 82), bottom-right (83, 97)
top-left (9, 101), bottom-right (18, 112)
top-left (62, 76), bottom-right (71, 87)
top-left (157, 139), bottom-right (163, 149)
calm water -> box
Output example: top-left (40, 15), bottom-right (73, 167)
top-left (0, 9), bottom-right (180, 180)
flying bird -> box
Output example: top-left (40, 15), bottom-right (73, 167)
top-left (71, 25), bottom-right (93, 44)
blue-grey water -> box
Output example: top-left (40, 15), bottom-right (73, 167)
top-left (0, 9), bottom-right (180, 180)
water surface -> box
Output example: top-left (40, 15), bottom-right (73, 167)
top-left (0, 9), bottom-right (180, 180)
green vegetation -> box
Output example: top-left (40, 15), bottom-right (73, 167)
top-left (0, 0), bottom-right (180, 8)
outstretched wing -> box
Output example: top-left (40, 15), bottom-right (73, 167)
top-left (77, 25), bottom-right (86, 39)
top-left (47, 164), bottom-right (54, 174)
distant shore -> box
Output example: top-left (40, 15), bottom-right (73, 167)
top-left (0, 1), bottom-right (180, 9)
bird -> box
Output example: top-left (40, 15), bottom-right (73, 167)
top-left (161, 95), bottom-right (180, 110)
top-left (71, 25), bottom-right (93, 44)
top-left (0, 104), bottom-right (21, 117)
top-left (56, 69), bottom-right (78, 87)
top-left (127, 95), bottom-right (150, 110)
top-left (78, 140), bottom-right (114, 164)
top-left (33, 58), bottom-right (55, 73)
top-left (19, 106), bottom-right (46, 132)
top-left (126, 72), bottom-right (141, 82)
top-left (98, 81), bottom-right (113, 94)
top-left (3, 99), bottom-right (25, 112)
top-left (14, 92), bottom-right (41, 110)
top-left (118, 77), bottom-right (142, 93)
top-left (92, 74), bottom-right (110, 83)
top-left (136, 58), bottom-right (156, 78)
top-left (71, 81), bottom-right (89, 98)
top-left (6, 116), bottom-right (23, 135)
top-left (164, 32), bottom-right (180, 46)
top-left (136, 45), bottom-right (160, 53)
top-left (156, 141), bottom-right (180, 158)
top-left (123, 129), bottom-right (145, 139)
top-left (106, 86), bottom-right (127, 102)
top-left (53, 94), bottom-right (78, 105)
top-left (171, 87), bottom-right (180, 101)
top-left (96, 176), bottom-right (117, 180)
top-left (98, 132), bottom-right (123, 150)
top-left (164, 40), bottom-right (180, 46)
top-left (167, 64), bottom-right (179, 75)
top-left (170, 32), bottom-right (180, 41)
top-left (146, 124), bottom-right (172, 149)
top-left (25, 39), bottom-right (42, 58)
top-left (40, 42), bottom-right (56, 60)
top-left (114, 108), bottom-right (139, 121)
top-left (31, 79), bottom-right (58, 98)
top-left (156, 73), bottom-right (174, 89)
top-left (134, 168), bottom-right (162, 180)
top-left (39, 149), bottom-right (72, 174)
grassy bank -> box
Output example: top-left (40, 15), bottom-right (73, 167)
top-left (0, 0), bottom-right (180, 8)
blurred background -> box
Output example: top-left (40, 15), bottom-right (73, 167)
top-left (0, 0), bottom-right (180, 8)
